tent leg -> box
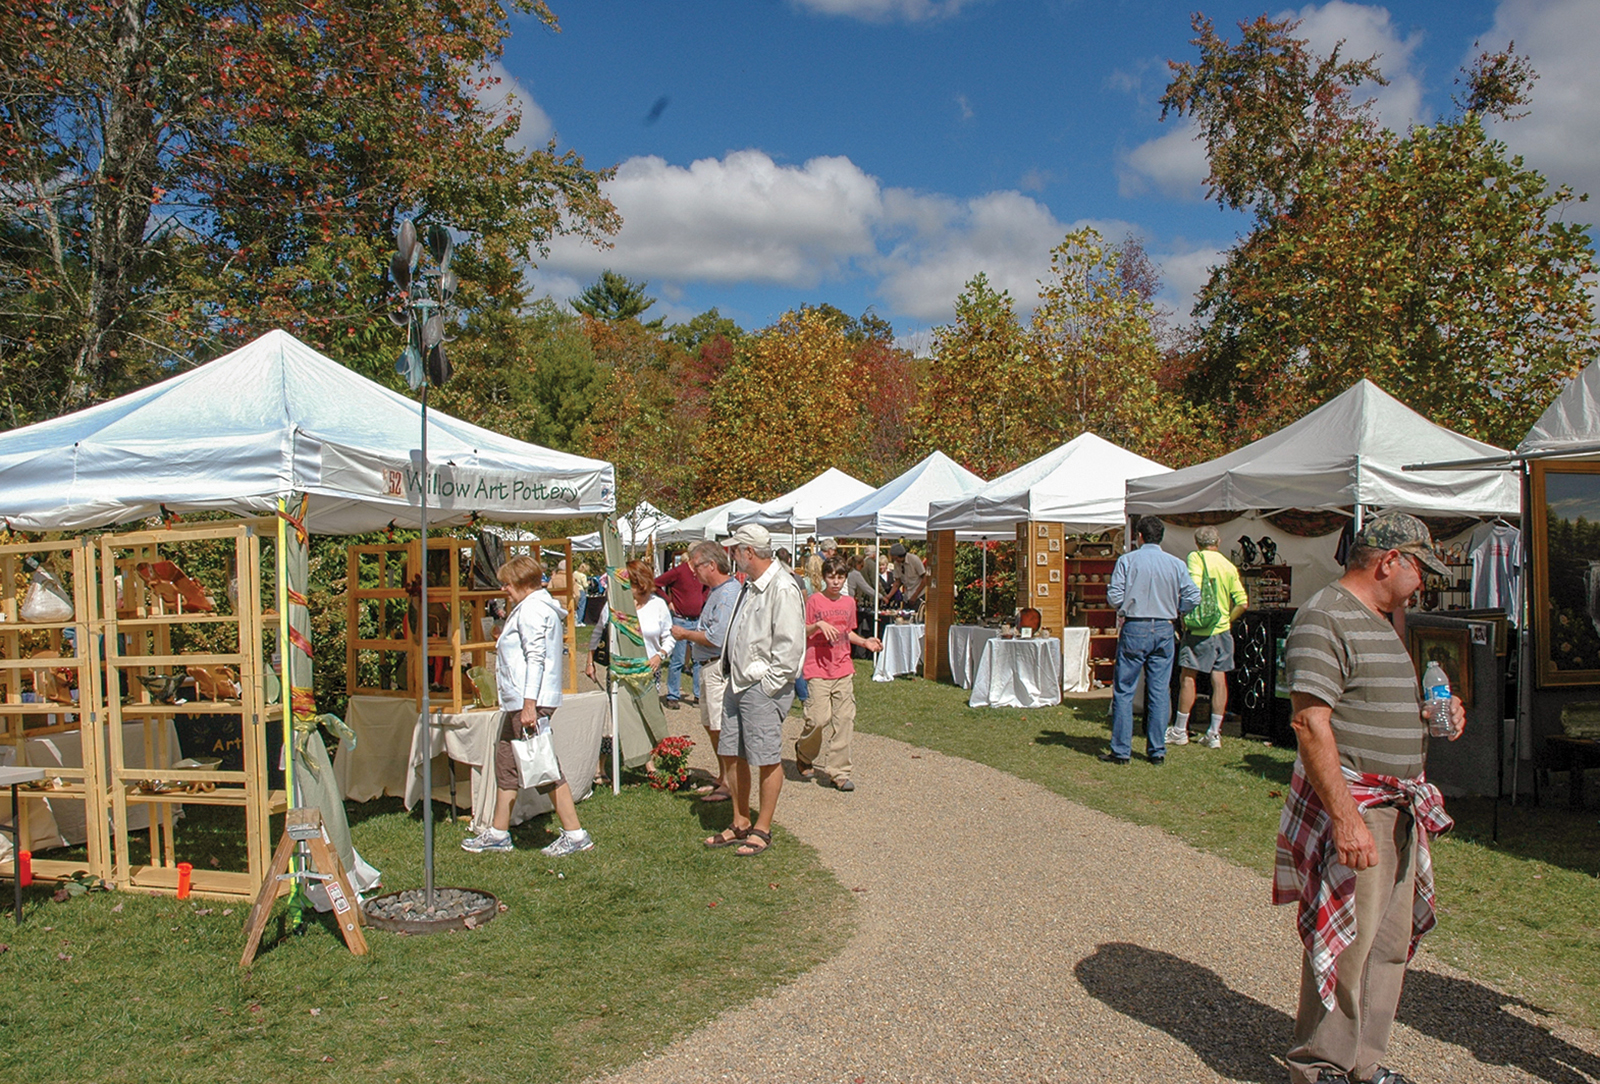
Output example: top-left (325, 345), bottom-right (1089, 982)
top-left (982, 543), bottom-right (988, 619)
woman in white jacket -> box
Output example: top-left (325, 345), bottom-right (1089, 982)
top-left (461, 554), bottom-right (593, 857)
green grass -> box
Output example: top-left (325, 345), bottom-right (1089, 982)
top-left (854, 664), bottom-right (1600, 1033)
top-left (0, 785), bottom-right (854, 1084)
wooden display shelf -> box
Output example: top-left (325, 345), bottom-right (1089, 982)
top-left (124, 864), bottom-right (259, 900)
top-left (114, 701), bottom-right (251, 716)
top-left (120, 785), bottom-right (286, 813)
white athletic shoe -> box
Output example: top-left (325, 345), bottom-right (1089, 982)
top-left (461, 829), bottom-right (512, 853)
top-left (541, 830), bottom-right (595, 857)
top-left (1201, 731), bottom-right (1221, 749)
top-left (1164, 726), bottom-right (1189, 745)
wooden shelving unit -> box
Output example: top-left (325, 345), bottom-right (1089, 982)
top-left (96, 520), bottom-right (284, 900)
top-left (0, 537), bottom-right (105, 885)
top-left (1065, 547), bottom-right (1120, 684)
top-left (1019, 521), bottom-right (1066, 633)
top-left (347, 535), bottom-right (578, 713)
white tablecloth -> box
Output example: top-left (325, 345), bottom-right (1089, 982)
top-left (335, 695), bottom-right (420, 802)
top-left (1060, 627), bottom-right (1092, 692)
top-left (968, 637), bottom-right (1063, 708)
top-left (0, 719), bottom-right (181, 856)
top-left (401, 691), bottom-right (608, 833)
top-left (873, 623), bottom-right (925, 682)
top-left (948, 626), bottom-right (1000, 689)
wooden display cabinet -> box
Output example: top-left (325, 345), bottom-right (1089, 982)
top-left (1065, 547), bottom-right (1120, 684)
top-left (96, 520), bottom-right (284, 900)
top-left (347, 535), bottom-right (578, 713)
top-left (0, 536), bottom-right (106, 886)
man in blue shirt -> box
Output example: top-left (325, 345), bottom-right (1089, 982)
top-left (673, 540), bottom-right (741, 803)
top-left (1102, 516), bottom-right (1200, 765)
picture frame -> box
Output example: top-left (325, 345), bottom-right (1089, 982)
top-left (1406, 625), bottom-right (1473, 708)
top-left (1037, 524), bottom-right (1049, 538)
top-left (1049, 569), bottom-right (1061, 583)
top-left (1451, 608), bottom-right (1509, 657)
top-left (1470, 623), bottom-right (1490, 647)
top-left (1036, 583), bottom-right (1049, 596)
top-left (1036, 552), bottom-right (1048, 566)
top-left (1048, 538), bottom-right (1061, 552)
top-left (1531, 460), bottom-right (1600, 686)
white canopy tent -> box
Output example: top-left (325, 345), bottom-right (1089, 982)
top-left (1519, 361), bottom-right (1600, 456)
top-left (657, 497), bottom-right (760, 545)
top-left (0, 329), bottom-right (616, 533)
top-left (571, 500), bottom-right (677, 555)
top-left (816, 451), bottom-right (986, 540)
top-left (727, 467), bottom-right (875, 552)
top-left (927, 432), bottom-right (1170, 537)
top-left (1126, 380), bottom-right (1518, 604)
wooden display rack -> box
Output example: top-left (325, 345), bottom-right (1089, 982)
top-left (1066, 543), bottom-right (1121, 685)
top-left (346, 535), bottom-right (578, 713)
top-left (96, 520), bottom-right (284, 900)
top-left (1019, 521), bottom-right (1067, 633)
top-left (0, 536), bottom-right (107, 885)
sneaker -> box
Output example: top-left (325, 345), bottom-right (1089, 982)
top-left (541, 830), bottom-right (595, 857)
top-left (833, 778), bottom-right (855, 792)
top-left (1201, 731), bottom-right (1221, 749)
top-left (1164, 726), bottom-right (1189, 745)
top-left (1097, 751), bottom-right (1130, 765)
top-left (1357, 1069), bottom-right (1414, 1084)
top-left (1149, 755), bottom-right (1166, 766)
top-left (665, 698), bottom-right (682, 710)
top-left (461, 829), bottom-right (512, 853)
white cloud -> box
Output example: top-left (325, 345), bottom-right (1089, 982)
top-left (1480, 0), bottom-right (1600, 211)
top-left (538, 150), bottom-right (883, 286)
top-left (470, 61), bottom-right (553, 154)
top-left (1118, 118), bottom-right (1209, 201)
top-left (1150, 244), bottom-right (1225, 319)
top-left (1283, 1), bottom-right (1426, 131)
top-left (788, 0), bottom-right (987, 22)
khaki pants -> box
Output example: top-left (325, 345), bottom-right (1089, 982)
top-left (1288, 805), bottom-right (1418, 1084)
top-left (795, 675), bottom-right (856, 782)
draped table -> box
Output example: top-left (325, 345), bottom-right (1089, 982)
top-left (948, 625), bottom-right (1001, 689)
top-left (0, 719), bottom-right (181, 857)
top-left (400, 691), bottom-right (608, 834)
top-left (967, 636), bottom-right (1063, 709)
top-left (873, 622), bottom-right (925, 682)
top-left (1060, 627), bottom-right (1092, 693)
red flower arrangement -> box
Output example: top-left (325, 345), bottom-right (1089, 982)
top-left (648, 734), bottom-right (695, 791)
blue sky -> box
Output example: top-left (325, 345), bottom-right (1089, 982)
top-left (493, 0), bottom-right (1599, 346)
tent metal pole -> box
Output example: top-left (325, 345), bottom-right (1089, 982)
top-left (873, 532), bottom-right (881, 634)
top-left (419, 383), bottom-right (434, 908)
top-left (982, 541), bottom-right (988, 618)
top-left (1513, 464), bottom-right (1532, 807)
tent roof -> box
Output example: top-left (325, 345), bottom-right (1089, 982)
top-left (657, 497), bottom-right (760, 544)
top-left (570, 501), bottom-right (677, 552)
top-left (727, 468), bottom-right (875, 536)
top-left (1520, 361), bottom-right (1600, 456)
top-left (0, 330), bottom-right (615, 533)
top-left (815, 451), bottom-right (986, 539)
top-left (1124, 380), bottom-right (1518, 517)
top-left (926, 433), bottom-right (1168, 535)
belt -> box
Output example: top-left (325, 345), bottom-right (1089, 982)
top-left (1123, 617), bottom-right (1174, 622)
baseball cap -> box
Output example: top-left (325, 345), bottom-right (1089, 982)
top-left (727, 523), bottom-right (771, 550)
top-left (1355, 512), bottom-right (1448, 575)
top-left (889, 543), bottom-right (908, 558)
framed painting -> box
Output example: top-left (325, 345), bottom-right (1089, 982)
top-left (1407, 624), bottom-right (1474, 709)
top-left (1531, 460), bottom-right (1600, 687)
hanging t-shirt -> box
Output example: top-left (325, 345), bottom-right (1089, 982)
top-left (1468, 522), bottom-right (1521, 624)
top-left (804, 592), bottom-right (858, 680)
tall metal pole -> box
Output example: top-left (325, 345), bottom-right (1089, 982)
top-left (419, 384), bottom-right (434, 907)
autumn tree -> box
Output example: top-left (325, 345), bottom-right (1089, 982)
top-left (696, 308), bottom-right (878, 503)
top-left (910, 273), bottom-right (1039, 477)
top-left (1164, 16), bottom-right (1598, 446)
top-left (0, 0), bottom-right (618, 422)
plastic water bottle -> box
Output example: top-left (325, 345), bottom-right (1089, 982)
top-left (1422, 660), bottom-right (1454, 737)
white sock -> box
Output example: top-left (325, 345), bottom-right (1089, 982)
top-left (1174, 712), bottom-right (1190, 731)
top-left (565, 827), bottom-right (588, 839)
top-left (1208, 714), bottom-right (1223, 735)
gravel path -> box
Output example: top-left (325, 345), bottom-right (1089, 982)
top-left (597, 710), bottom-right (1600, 1084)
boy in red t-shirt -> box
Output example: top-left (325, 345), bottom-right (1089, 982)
top-left (795, 555), bottom-right (883, 791)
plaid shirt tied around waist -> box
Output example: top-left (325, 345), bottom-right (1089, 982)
top-left (1272, 761), bottom-right (1453, 1008)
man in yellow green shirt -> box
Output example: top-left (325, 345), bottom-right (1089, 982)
top-left (1168, 525), bottom-right (1251, 748)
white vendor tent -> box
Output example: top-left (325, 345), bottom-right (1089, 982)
top-left (0, 329), bottom-right (615, 533)
top-left (1124, 380), bottom-right (1518, 519)
top-left (571, 500), bottom-right (677, 555)
top-left (1519, 362), bottom-right (1600, 456)
top-left (927, 432), bottom-right (1169, 537)
top-left (727, 467), bottom-right (875, 544)
top-left (1126, 380), bottom-right (1518, 606)
top-left (657, 497), bottom-right (760, 544)
top-left (816, 451), bottom-right (986, 540)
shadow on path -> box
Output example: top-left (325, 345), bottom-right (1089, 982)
top-left (1399, 970), bottom-right (1600, 1084)
top-left (1075, 942), bottom-right (1290, 1083)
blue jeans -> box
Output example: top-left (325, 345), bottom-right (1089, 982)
top-left (667, 614), bottom-right (701, 702)
top-left (1110, 619), bottom-right (1176, 759)
top-left (795, 674), bottom-right (809, 702)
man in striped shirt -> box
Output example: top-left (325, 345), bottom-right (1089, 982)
top-left (1278, 512), bottom-right (1465, 1084)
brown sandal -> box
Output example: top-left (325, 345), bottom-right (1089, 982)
top-left (703, 825), bottom-right (750, 849)
top-left (699, 785), bottom-right (731, 804)
top-left (734, 828), bottom-right (772, 857)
